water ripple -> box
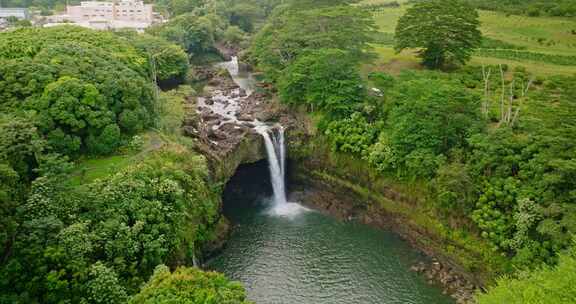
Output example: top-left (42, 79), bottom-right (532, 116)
top-left (209, 198), bottom-right (454, 304)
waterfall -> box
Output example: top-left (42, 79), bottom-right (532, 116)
top-left (256, 126), bottom-right (309, 217)
top-left (218, 56), bottom-right (255, 95)
top-left (219, 56), bottom-right (239, 76)
top-left (212, 56), bottom-right (307, 216)
top-left (229, 56), bottom-right (239, 76)
top-left (256, 126), bottom-right (287, 206)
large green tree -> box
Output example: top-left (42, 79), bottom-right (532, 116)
top-left (395, 0), bottom-right (482, 69)
top-left (116, 31), bottom-right (190, 84)
top-left (250, 0), bottom-right (376, 80)
top-left (277, 49), bottom-right (365, 114)
top-left (147, 13), bottom-right (224, 57)
top-left (366, 76), bottom-right (483, 178)
top-left (130, 265), bottom-right (251, 304)
top-left (0, 27), bottom-right (156, 156)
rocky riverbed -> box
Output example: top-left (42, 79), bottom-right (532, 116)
top-left (184, 67), bottom-right (287, 155)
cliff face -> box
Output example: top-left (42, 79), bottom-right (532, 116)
top-left (182, 67), bottom-right (279, 258)
top-left (211, 131), bottom-right (267, 182)
top-left (284, 114), bottom-right (482, 304)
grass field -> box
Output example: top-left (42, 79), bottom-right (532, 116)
top-left (361, 1), bottom-right (576, 76)
top-left (70, 154), bottom-right (133, 186)
top-left (479, 11), bottom-right (576, 56)
top-left (365, 46), bottom-right (576, 77)
top-left (69, 132), bottom-right (165, 186)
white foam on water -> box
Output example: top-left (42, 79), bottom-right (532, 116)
top-left (266, 201), bottom-right (310, 218)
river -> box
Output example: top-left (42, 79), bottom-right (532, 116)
top-left (208, 160), bottom-right (454, 304)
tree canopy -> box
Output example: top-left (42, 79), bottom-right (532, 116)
top-left (116, 30), bottom-right (190, 84)
top-left (0, 146), bottom-right (222, 303)
top-left (395, 0), bottom-right (482, 69)
top-left (277, 49), bottom-right (365, 114)
top-left (477, 244), bottom-right (576, 303)
top-left (0, 26), bottom-right (156, 156)
top-left (250, 0), bottom-right (376, 81)
top-left (130, 265), bottom-right (252, 304)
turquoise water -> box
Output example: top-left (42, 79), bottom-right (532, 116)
top-left (209, 163), bottom-right (454, 304)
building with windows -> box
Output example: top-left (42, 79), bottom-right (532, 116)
top-left (67, 0), bottom-right (153, 23)
top-left (0, 8), bottom-right (30, 20)
top-left (45, 0), bottom-right (156, 32)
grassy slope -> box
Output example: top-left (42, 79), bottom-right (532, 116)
top-left (479, 11), bottom-right (576, 56)
top-left (69, 132), bottom-right (165, 186)
top-left (362, 2), bottom-right (576, 76)
top-left (366, 46), bottom-right (576, 77)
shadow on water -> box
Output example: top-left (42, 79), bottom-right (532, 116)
top-left (210, 160), bottom-right (454, 304)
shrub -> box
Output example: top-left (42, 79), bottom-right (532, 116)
top-left (130, 265), bottom-right (251, 304)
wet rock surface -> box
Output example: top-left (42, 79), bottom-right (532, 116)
top-left (182, 61), bottom-right (295, 183)
top-left (411, 261), bottom-right (477, 304)
top-left (183, 70), bottom-right (274, 157)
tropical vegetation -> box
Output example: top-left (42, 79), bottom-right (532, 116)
top-left (1, 0), bottom-right (575, 303)
top-left (250, 0), bottom-right (576, 302)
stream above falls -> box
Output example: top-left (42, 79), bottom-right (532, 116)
top-left (208, 160), bottom-right (454, 304)
top-left (203, 57), bottom-right (455, 303)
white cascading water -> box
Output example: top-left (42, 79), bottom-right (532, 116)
top-left (219, 55), bottom-right (240, 76)
top-left (218, 56), bottom-right (256, 96)
top-left (209, 56), bottom-right (307, 216)
top-left (229, 56), bottom-right (240, 75)
top-left (256, 125), bottom-right (308, 217)
top-left (256, 126), bottom-right (287, 206)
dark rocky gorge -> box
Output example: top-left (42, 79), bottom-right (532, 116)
top-left (185, 60), bottom-right (478, 304)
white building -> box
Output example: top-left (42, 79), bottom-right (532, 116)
top-left (45, 0), bottom-right (155, 32)
top-left (0, 8), bottom-right (30, 20)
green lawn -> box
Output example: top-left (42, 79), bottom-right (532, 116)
top-left (363, 3), bottom-right (576, 75)
top-left (69, 154), bottom-right (134, 186)
top-left (366, 46), bottom-right (576, 76)
top-left (69, 132), bottom-right (165, 186)
top-left (469, 55), bottom-right (576, 76)
top-left (479, 11), bottom-right (576, 56)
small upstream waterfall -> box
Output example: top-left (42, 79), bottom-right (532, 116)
top-left (223, 56), bottom-right (239, 76)
top-left (256, 126), bottom-right (287, 206)
top-left (218, 56), bottom-right (255, 95)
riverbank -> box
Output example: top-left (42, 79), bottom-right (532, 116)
top-left (209, 158), bottom-right (455, 303)
top-left (286, 121), bottom-right (508, 303)
top-left (191, 61), bottom-right (493, 303)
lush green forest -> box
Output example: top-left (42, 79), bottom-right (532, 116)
top-left (249, 0), bottom-right (576, 302)
top-left (0, 0), bottom-right (270, 302)
top-left (1, 0), bottom-right (575, 303)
